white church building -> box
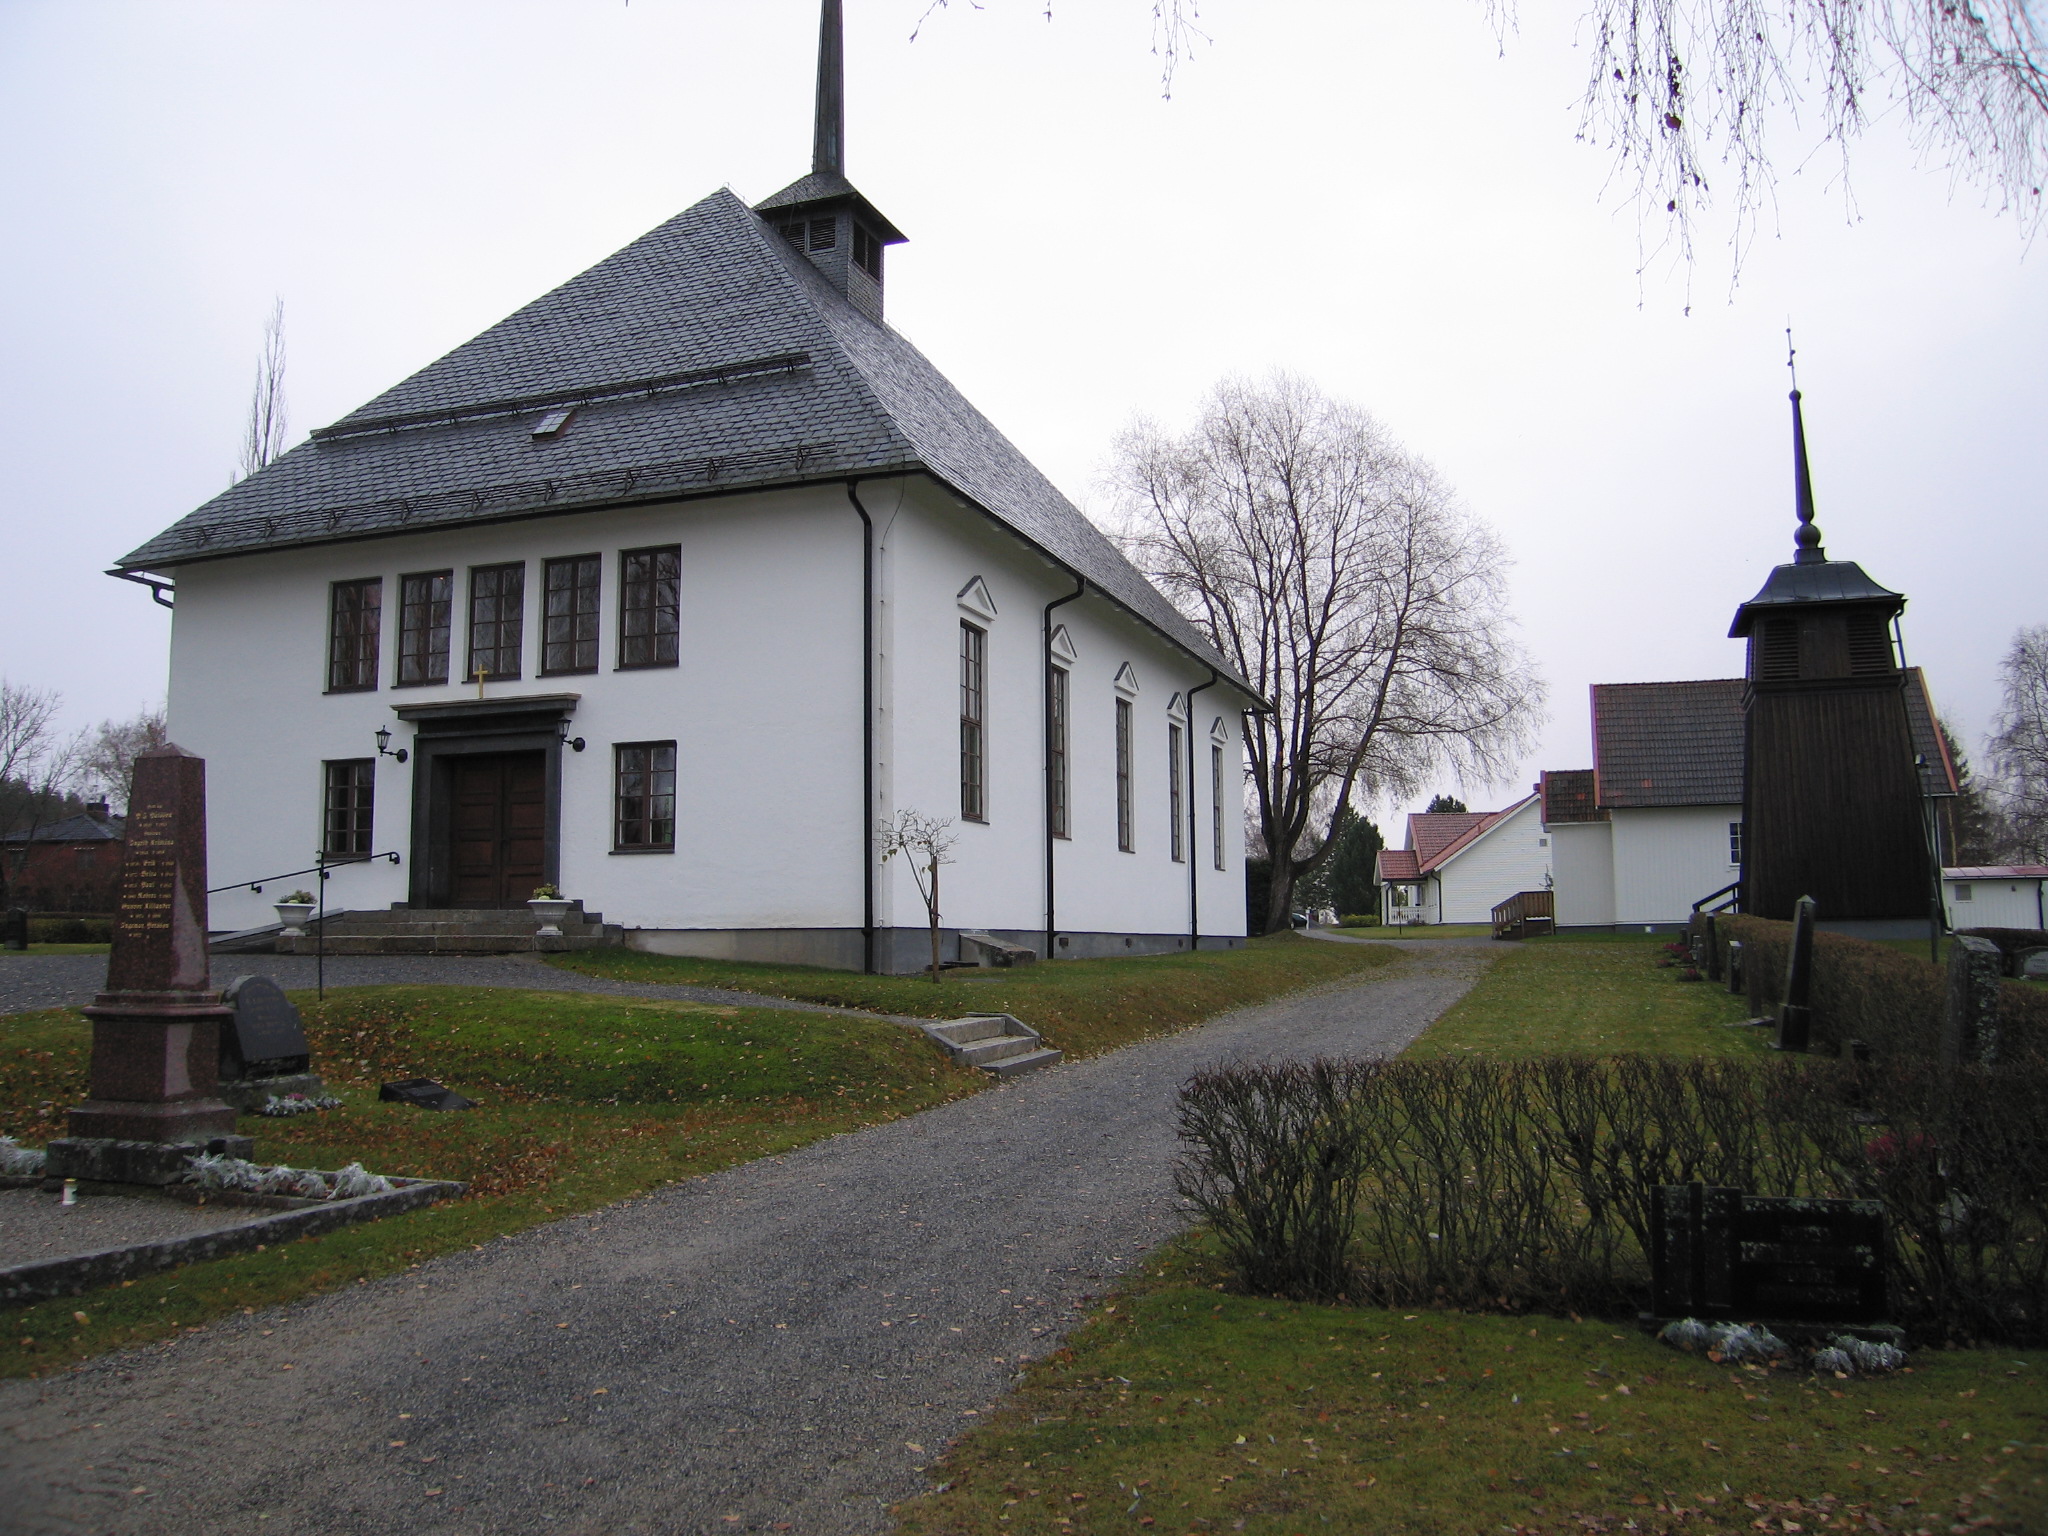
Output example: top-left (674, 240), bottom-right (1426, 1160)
top-left (112, 4), bottom-right (1258, 973)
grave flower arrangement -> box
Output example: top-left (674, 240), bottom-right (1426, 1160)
top-left (184, 1152), bottom-right (395, 1200)
top-left (253, 1091), bottom-right (345, 1117)
top-left (0, 1135), bottom-right (47, 1176)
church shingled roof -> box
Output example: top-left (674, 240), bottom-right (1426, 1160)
top-left (117, 190), bottom-right (1247, 693)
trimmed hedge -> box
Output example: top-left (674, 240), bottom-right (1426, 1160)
top-left (1176, 1054), bottom-right (2048, 1344)
top-left (1707, 914), bottom-right (2048, 1067)
top-left (26, 915), bottom-right (112, 944)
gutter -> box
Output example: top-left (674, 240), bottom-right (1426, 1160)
top-left (1184, 667), bottom-right (1219, 946)
top-left (1043, 570), bottom-right (1087, 958)
top-left (846, 481), bottom-right (878, 973)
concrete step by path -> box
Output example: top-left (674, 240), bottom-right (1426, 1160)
top-left (919, 1012), bottom-right (1062, 1077)
top-left (274, 904), bottom-right (624, 956)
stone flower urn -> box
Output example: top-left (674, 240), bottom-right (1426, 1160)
top-left (528, 896), bottom-right (574, 939)
top-left (273, 900), bottom-right (315, 937)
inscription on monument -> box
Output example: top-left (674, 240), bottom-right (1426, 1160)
top-left (1651, 1182), bottom-right (1887, 1325)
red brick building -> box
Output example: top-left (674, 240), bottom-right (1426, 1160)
top-left (1, 805), bottom-right (126, 913)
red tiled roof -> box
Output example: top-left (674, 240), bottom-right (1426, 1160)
top-left (1540, 769), bottom-right (1606, 825)
top-left (1377, 848), bottom-right (1421, 881)
top-left (1409, 811), bottom-right (1493, 866)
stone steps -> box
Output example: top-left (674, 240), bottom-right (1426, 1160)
top-left (919, 1013), bottom-right (1062, 1079)
top-left (273, 903), bottom-right (623, 955)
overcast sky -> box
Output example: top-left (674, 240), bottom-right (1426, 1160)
top-left (3, 0), bottom-right (2041, 827)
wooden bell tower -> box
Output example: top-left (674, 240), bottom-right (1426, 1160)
top-left (1729, 381), bottom-right (1933, 924)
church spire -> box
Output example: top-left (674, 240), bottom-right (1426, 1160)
top-left (753, 0), bottom-right (906, 325)
top-left (1787, 330), bottom-right (1826, 566)
top-left (813, 0), bottom-right (845, 177)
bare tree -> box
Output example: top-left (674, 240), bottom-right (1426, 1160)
top-left (78, 706), bottom-right (169, 813)
top-left (1112, 374), bottom-right (1544, 935)
top-left (880, 809), bottom-right (959, 981)
top-left (238, 297), bottom-right (290, 480)
top-left (1987, 623), bottom-right (2048, 863)
top-left (0, 681), bottom-right (83, 910)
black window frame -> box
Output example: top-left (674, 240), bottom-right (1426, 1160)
top-left (1114, 697), bottom-right (1134, 853)
top-left (1048, 664), bottom-right (1070, 840)
top-left (541, 553), bottom-right (602, 676)
top-left (1211, 740), bottom-right (1227, 871)
top-left (1168, 720), bottom-right (1186, 863)
top-left (960, 620), bottom-right (987, 822)
top-left (466, 561), bottom-right (525, 682)
top-left (613, 741), bottom-right (677, 853)
top-left (322, 758), bottom-right (375, 857)
top-left (618, 545), bottom-right (681, 670)
top-left (326, 577), bottom-right (382, 693)
top-left (394, 569), bottom-right (452, 688)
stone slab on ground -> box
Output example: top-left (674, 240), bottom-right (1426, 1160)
top-left (0, 1187), bottom-right (268, 1271)
top-left (0, 944), bottom-right (1490, 1536)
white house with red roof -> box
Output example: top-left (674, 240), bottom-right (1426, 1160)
top-left (1374, 795), bottom-right (1551, 926)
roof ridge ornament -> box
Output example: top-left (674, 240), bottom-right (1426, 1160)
top-left (1787, 326), bottom-right (1826, 567)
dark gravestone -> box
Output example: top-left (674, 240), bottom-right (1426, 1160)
top-left (219, 976), bottom-right (311, 1080)
top-left (1650, 1183), bottom-right (1888, 1328)
top-left (47, 746), bottom-right (249, 1185)
top-left (1, 907), bottom-right (26, 952)
top-left (1941, 934), bottom-right (2004, 1068)
top-left (1725, 939), bottom-right (1745, 996)
top-left (380, 1078), bottom-right (475, 1112)
top-left (1773, 895), bottom-right (1817, 1052)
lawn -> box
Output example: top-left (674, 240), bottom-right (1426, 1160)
top-left (545, 931), bottom-right (1402, 1059)
top-left (1, 934), bottom-right (1398, 1376)
top-left (0, 984), bottom-right (985, 1378)
top-left (894, 932), bottom-right (2048, 1533)
top-left (1408, 935), bottom-right (1767, 1057)
top-left (897, 1243), bottom-right (2046, 1536)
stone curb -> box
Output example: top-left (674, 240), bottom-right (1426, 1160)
top-left (0, 1176), bottom-right (465, 1307)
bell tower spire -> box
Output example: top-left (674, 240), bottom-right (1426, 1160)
top-left (1787, 329), bottom-right (1826, 566)
top-left (754, 0), bottom-right (906, 325)
top-left (813, 0), bottom-right (845, 176)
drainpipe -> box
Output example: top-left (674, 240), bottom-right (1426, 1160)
top-left (1043, 571), bottom-right (1087, 958)
top-left (1184, 667), bottom-right (1219, 948)
top-left (846, 481), bottom-right (877, 974)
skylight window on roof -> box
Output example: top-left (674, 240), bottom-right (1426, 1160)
top-left (531, 408), bottom-right (575, 439)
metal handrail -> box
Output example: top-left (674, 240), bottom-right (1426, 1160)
top-left (209, 851), bottom-right (401, 895)
top-left (1691, 880), bottom-right (1741, 915)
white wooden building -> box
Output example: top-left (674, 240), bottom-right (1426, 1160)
top-left (110, 7), bottom-right (1258, 972)
top-left (1374, 796), bottom-right (1551, 925)
top-left (1943, 867), bottom-right (2048, 931)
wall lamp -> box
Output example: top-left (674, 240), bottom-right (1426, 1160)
top-left (374, 725), bottom-right (409, 764)
top-left (559, 721), bottom-right (587, 752)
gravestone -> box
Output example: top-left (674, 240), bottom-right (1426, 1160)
top-left (1772, 896), bottom-right (1816, 1052)
top-left (1725, 939), bottom-right (1746, 996)
top-left (45, 746), bottom-right (251, 1186)
top-left (2021, 947), bottom-right (2048, 981)
top-left (215, 974), bottom-right (328, 1112)
top-left (1650, 1182), bottom-right (1889, 1329)
top-left (1941, 934), bottom-right (2004, 1067)
top-left (1, 907), bottom-right (26, 952)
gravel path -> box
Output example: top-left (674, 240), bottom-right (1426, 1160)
top-left (0, 953), bottom-right (908, 1021)
top-left (0, 944), bottom-right (1492, 1536)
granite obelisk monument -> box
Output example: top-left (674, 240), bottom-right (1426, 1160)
top-left (47, 744), bottom-right (251, 1185)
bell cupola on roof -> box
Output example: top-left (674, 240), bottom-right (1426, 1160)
top-left (1727, 347), bottom-right (1932, 927)
top-left (754, 0), bottom-right (907, 325)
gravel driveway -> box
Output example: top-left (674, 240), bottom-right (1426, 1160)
top-left (0, 944), bottom-right (1491, 1536)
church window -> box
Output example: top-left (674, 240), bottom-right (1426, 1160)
top-left (961, 621), bottom-right (986, 821)
top-left (467, 563), bottom-right (525, 681)
top-left (619, 545), bottom-right (681, 669)
top-left (395, 571), bottom-right (451, 687)
top-left (327, 577), bottom-right (382, 692)
top-left (614, 742), bottom-right (677, 851)
top-left (1211, 742), bottom-right (1227, 870)
top-left (322, 759), bottom-right (374, 857)
top-left (853, 224), bottom-right (882, 280)
top-left (1115, 698), bottom-right (1134, 852)
top-left (1048, 665), bottom-right (1070, 839)
top-left (542, 554), bottom-right (602, 675)
top-left (1168, 722), bottom-right (1186, 863)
